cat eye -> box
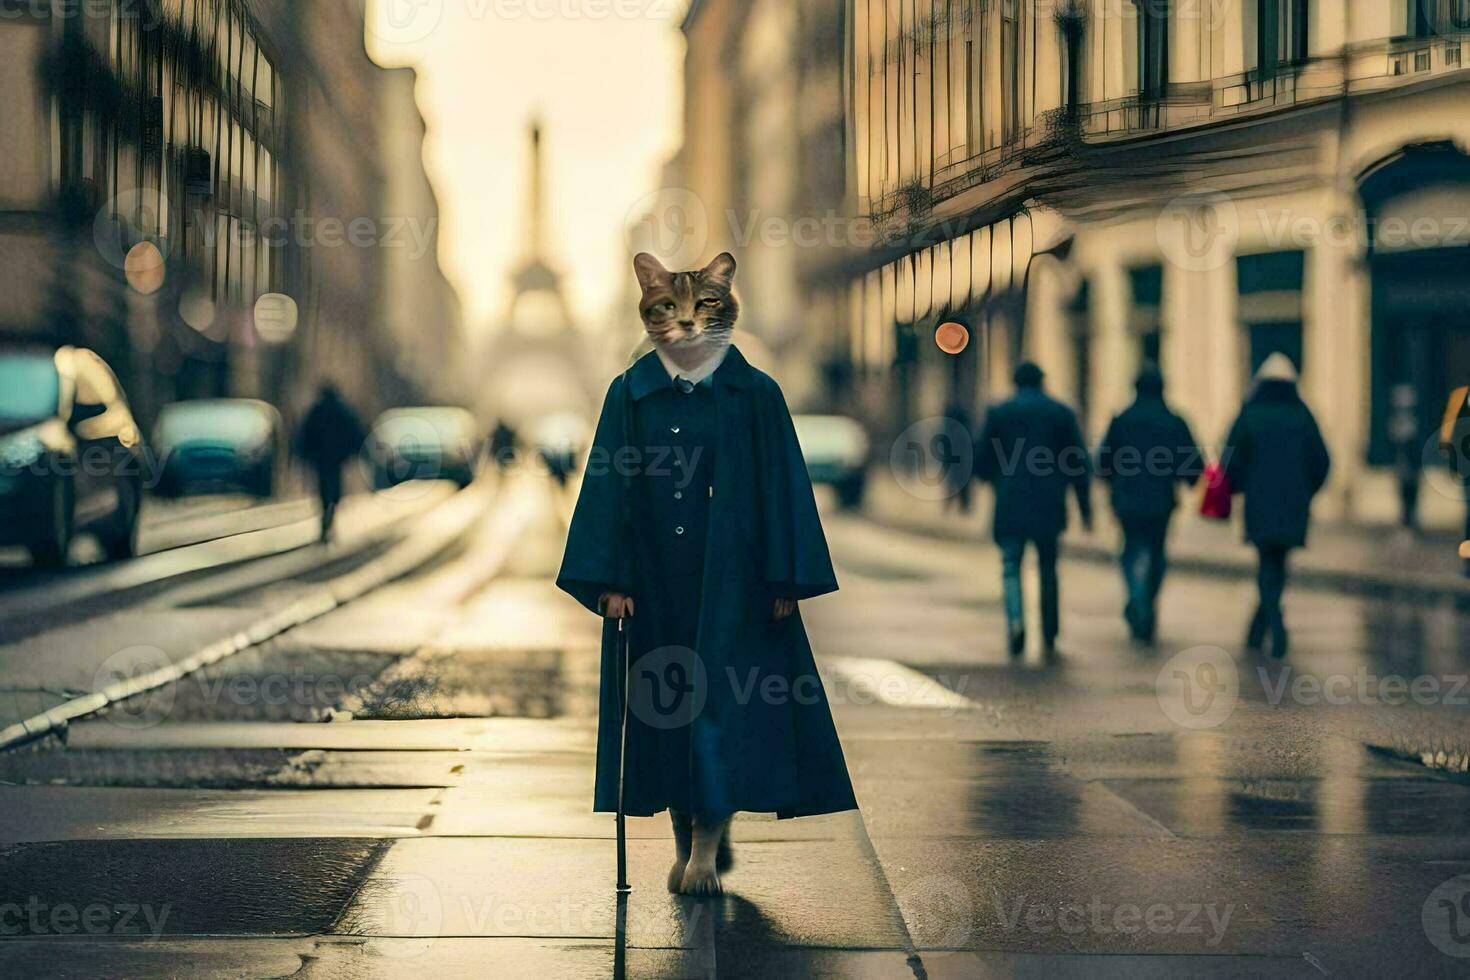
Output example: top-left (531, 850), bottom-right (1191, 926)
top-left (658, 301), bottom-right (676, 312)
top-left (698, 299), bottom-right (721, 308)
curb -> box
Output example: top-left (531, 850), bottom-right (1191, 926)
top-left (0, 486), bottom-right (491, 752)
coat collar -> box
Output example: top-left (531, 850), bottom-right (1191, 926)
top-left (628, 344), bottom-right (752, 400)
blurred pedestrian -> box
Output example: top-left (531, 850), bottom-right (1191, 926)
top-left (1222, 354), bottom-right (1331, 658)
top-left (1096, 364), bottom-right (1204, 645)
top-left (297, 384), bottom-right (367, 543)
top-left (942, 398), bottom-right (975, 513)
top-left (489, 419), bottom-right (519, 471)
top-left (1388, 384), bottom-right (1421, 533)
top-left (976, 361), bottom-right (1092, 657)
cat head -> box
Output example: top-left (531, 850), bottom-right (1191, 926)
top-left (633, 252), bottom-right (739, 355)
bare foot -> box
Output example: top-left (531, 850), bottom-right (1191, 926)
top-left (667, 810), bottom-right (692, 894)
top-left (678, 816), bottom-right (730, 897)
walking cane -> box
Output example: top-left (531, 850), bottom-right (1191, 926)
top-left (615, 615), bottom-right (632, 894)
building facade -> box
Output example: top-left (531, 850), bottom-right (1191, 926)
top-left (676, 0), bottom-right (849, 407)
top-left (378, 65), bottom-right (466, 406)
top-left (0, 0), bottom-right (462, 431)
top-left (825, 0), bottom-right (1470, 524)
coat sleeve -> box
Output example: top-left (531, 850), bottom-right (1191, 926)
top-left (1305, 412), bottom-right (1332, 495)
top-left (973, 411), bottom-right (998, 483)
top-left (1222, 412), bottom-right (1250, 494)
top-left (1095, 416), bottom-right (1118, 482)
top-left (556, 378), bottom-right (634, 615)
top-left (1177, 416), bottom-right (1205, 485)
top-left (754, 378), bottom-right (839, 601)
top-left (1065, 410), bottom-right (1093, 524)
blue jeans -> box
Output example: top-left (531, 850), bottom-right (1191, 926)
top-left (1000, 536), bottom-right (1059, 644)
top-left (1120, 518), bottom-right (1170, 638)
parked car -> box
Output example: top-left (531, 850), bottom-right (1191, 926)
top-left (153, 399), bottom-right (284, 499)
top-left (793, 415), bottom-right (870, 509)
top-left (0, 346), bottom-right (146, 566)
top-left (364, 407), bottom-right (479, 489)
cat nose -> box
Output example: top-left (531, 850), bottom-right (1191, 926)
top-left (679, 319), bottom-right (695, 328)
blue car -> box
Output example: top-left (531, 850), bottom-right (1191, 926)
top-left (0, 346), bottom-right (147, 567)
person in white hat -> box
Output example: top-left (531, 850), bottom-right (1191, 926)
top-left (1221, 353), bottom-right (1331, 658)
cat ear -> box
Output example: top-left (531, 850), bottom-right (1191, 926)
top-left (633, 253), bottom-right (671, 292)
top-left (702, 252), bottom-right (737, 284)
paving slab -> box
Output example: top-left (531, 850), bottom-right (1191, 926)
top-left (0, 786), bottom-right (441, 843)
top-left (300, 937), bottom-right (713, 980)
top-left (1101, 776), bottom-right (1470, 836)
top-left (64, 717), bottom-right (597, 753)
top-left (339, 837), bottom-right (704, 948)
top-left (0, 838), bottom-right (385, 936)
top-left (0, 938), bottom-right (311, 980)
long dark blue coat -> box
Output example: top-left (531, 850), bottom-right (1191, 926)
top-left (557, 347), bottom-right (857, 821)
top-left (1097, 393), bottom-right (1203, 526)
top-left (1223, 380), bottom-right (1331, 549)
top-left (974, 388), bottom-right (1093, 542)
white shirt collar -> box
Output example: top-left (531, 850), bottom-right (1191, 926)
top-left (655, 344), bottom-right (729, 388)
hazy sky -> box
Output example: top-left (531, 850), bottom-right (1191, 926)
top-left (365, 0), bottom-right (686, 334)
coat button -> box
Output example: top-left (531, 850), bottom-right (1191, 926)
top-left (675, 526), bottom-right (686, 536)
top-left (674, 491), bottom-right (683, 500)
top-left (671, 427), bottom-right (681, 434)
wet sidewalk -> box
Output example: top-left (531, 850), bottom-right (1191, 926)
top-left (865, 471), bottom-right (1470, 598)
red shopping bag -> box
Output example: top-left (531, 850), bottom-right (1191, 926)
top-left (1199, 462), bottom-right (1232, 521)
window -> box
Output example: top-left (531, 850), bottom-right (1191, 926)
top-left (1135, 0), bottom-right (1169, 99)
top-left (1058, 3), bottom-right (1085, 111)
top-left (1001, 0), bottom-right (1023, 142)
top-left (1409, 0), bottom-right (1470, 37)
top-left (1256, 0), bottom-right (1309, 76)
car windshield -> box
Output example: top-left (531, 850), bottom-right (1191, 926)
top-left (374, 410), bottom-right (474, 449)
top-left (0, 354), bottom-right (61, 425)
top-left (156, 402), bottom-right (273, 448)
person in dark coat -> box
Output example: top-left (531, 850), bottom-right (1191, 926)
top-left (1222, 353), bottom-right (1331, 658)
top-left (975, 361), bottom-right (1092, 657)
top-left (1096, 365), bottom-right (1204, 644)
top-left (558, 253), bottom-right (856, 898)
top-left (297, 385), bottom-right (367, 542)
top-left (942, 398), bottom-right (976, 513)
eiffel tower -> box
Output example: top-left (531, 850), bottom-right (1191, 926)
top-left (504, 120), bottom-right (574, 333)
